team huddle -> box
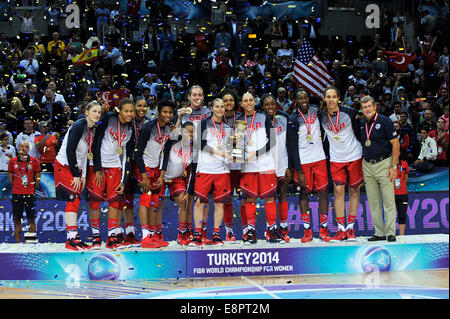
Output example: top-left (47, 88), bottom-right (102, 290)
top-left (54, 85), bottom-right (378, 251)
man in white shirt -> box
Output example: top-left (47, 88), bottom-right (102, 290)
top-left (15, 118), bottom-right (40, 159)
top-left (412, 127), bottom-right (438, 172)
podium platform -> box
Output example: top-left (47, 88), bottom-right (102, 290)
top-left (0, 234), bottom-right (447, 281)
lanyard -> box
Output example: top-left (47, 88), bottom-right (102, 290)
top-left (133, 118), bottom-right (144, 140)
top-left (117, 119), bottom-right (124, 149)
top-left (181, 144), bottom-right (192, 172)
top-left (365, 113), bottom-right (379, 141)
top-left (223, 112), bottom-right (236, 129)
top-left (17, 156), bottom-right (30, 177)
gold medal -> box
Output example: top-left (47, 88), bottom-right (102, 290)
top-left (365, 140), bottom-right (371, 147)
top-left (306, 134), bottom-right (313, 142)
top-left (87, 152), bottom-right (93, 160)
top-left (185, 107), bottom-right (193, 114)
top-left (217, 145), bottom-right (222, 151)
top-left (117, 147), bottom-right (123, 155)
top-left (248, 140), bottom-right (254, 147)
top-left (182, 170), bottom-right (187, 178)
top-left (333, 135), bottom-right (340, 142)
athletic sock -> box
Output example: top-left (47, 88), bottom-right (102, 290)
top-left (301, 211), bottom-right (311, 229)
top-left (90, 218), bottom-right (100, 237)
top-left (178, 222), bottom-right (187, 234)
top-left (125, 222), bottom-right (134, 235)
top-left (279, 201), bottom-right (288, 228)
top-left (142, 224), bottom-right (150, 238)
top-left (108, 218), bottom-right (118, 237)
top-left (319, 213), bottom-right (328, 228)
top-left (223, 202), bottom-right (234, 232)
top-left (336, 216), bottom-right (346, 232)
top-left (265, 201), bottom-right (277, 229)
top-left (240, 204), bottom-right (247, 231)
top-left (346, 214), bottom-right (356, 230)
top-left (66, 226), bottom-right (77, 240)
top-left (245, 202), bottom-right (256, 228)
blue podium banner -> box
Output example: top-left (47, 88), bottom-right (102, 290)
top-left (0, 192), bottom-right (448, 243)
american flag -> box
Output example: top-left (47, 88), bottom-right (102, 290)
top-left (293, 39), bottom-right (334, 98)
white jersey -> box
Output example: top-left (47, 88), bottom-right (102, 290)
top-left (161, 140), bottom-right (193, 181)
top-left (237, 111), bottom-right (276, 173)
top-left (56, 118), bottom-right (94, 178)
top-left (93, 112), bottom-right (135, 183)
top-left (272, 111), bottom-right (289, 177)
top-left (196, 117), bottom-right (232, 174)
top-left (320, 105), bottom-right (362, 163)
top-left (135, 119), bottom-right (172, 172)
top-left (291, 105), bottom-right (326, 166)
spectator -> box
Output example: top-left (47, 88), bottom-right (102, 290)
top-left (276, 40), bottom-right (294, 61)
top-left (34, 120), bottom-right (59, 172)
top-left (47, 32), bottom-right (66, 59)
top-left (0, 118), bottom-right (13, 145)
top-left (103, 42), bottom-right (126, 84)
top-left (18, 48), bottom-right (39, 82)
top-left (158, 25), bottom-right (175, 72)
top-left (231, 24), bottom-right (248, 66)
top-left (45, 2), bottom-right (62, 36)
top-left (142, 24), bottom-right (159, 66)
top-left (276, 87), bottom-right (292, 112)
top-left (394, 118), bottom-right (411, 159)
top-left (428, 117), bottom-right (449, 166)
top-left (230, 70), bottom-right (252, 97)
top-left (281, 14), bottom-right (300, 44)
top-left (412, 127), bottom-right (438, 172)
top-left (14, 8), bottom-right (41, 50)
top-left (0, 132), bottom-right (15, 171)
top-left (440, 105), bottom-right (449, 131)
top-left (214, 23), bottom-right (232, 51)
top-left (419, 109), bottom-right (437, 132)
top-left (212, 48), bottom-right (232, 88)
top-left (95, 2), bottom-right (110, 40)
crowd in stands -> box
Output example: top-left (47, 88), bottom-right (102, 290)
top-left (0, 0), bottom-right (448, 174)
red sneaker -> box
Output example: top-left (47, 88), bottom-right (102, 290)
top-left (156, 233), bottom-right (169, 247)
top-left (189, 233), bottom-right (202, 247)
top-left (177, 232), bottom-right (188, 245)
top-left (65, 238), bottom-right (87, 251)
top-left (89, 235), bottom-right (102, 250)
top-left (279, 226), bottom-right (290, 243)
top-left (212, 234), bottom-right (224, 245)
top-left (201, 231), bottom-right (213, 245)
top-left (225, 232), bottom-right (236, 244)
top-left (330, 230), bottom-right (347, 242)
top-left (346, 228), bottom-right (357, 241)
top-left (105, 235), bottom-right (123, 249)
top-left (319, 226), bottom-right (332, 242)
top-left (124, 233), bottom-right (140, 247)
top-left (141, 234), bottom-right (161, 248)
top-left (301, 228), bottom-right (313, 243)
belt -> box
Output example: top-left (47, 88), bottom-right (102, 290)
top-left (364, 154), bottom-right (391, 164)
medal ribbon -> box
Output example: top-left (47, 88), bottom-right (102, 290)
top-left (181, 144), bottom-right (192, 172)
top-left (211, 119), bottom-right (224, 150)
top-left (365, 113), bottom-right (379, 143)
top-left (117, 119), bottom-right (124, 149)
top-left (298, 109), bottom-right (312, 136)
top-left (86, 126), bottom-right (94, 154)
top-left (328, 108), bottom-right (340, 136)
top-left (157, 121), bottom-right (168, 151)
top-left (133, 118), bottom-right (144, 140)
top-left (245, 112), bottom-right (256, 144)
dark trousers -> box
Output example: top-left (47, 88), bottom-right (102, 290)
top-left (12, 193), bottom-right (36, 221)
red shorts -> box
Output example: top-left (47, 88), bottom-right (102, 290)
top-left (194, 173), bottom-right (231, 203)
top-left (135, 166), bottom-right (163, 194)
top-left (294, 159), bottom-right (329, 194)
top-left (240, 171), bottom-right (277, 199)
top-left (166, 177), bottom-right (188, 197)
top-left (330, 158), bottom-right (363, 187)
top-left (54, 160), bottom-right (82, 201)
top-left (230, 170), bottom-right (241, 190)
top-left (86, 166), bottom-right (123, 202)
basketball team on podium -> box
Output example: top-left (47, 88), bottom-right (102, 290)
top-left (10, 85), bottom-right (403, 250)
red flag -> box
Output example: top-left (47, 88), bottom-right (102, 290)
top-left (383, 51), bottom-right (417, 72)
top-left (96, 89), bottom-right (130, 110)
